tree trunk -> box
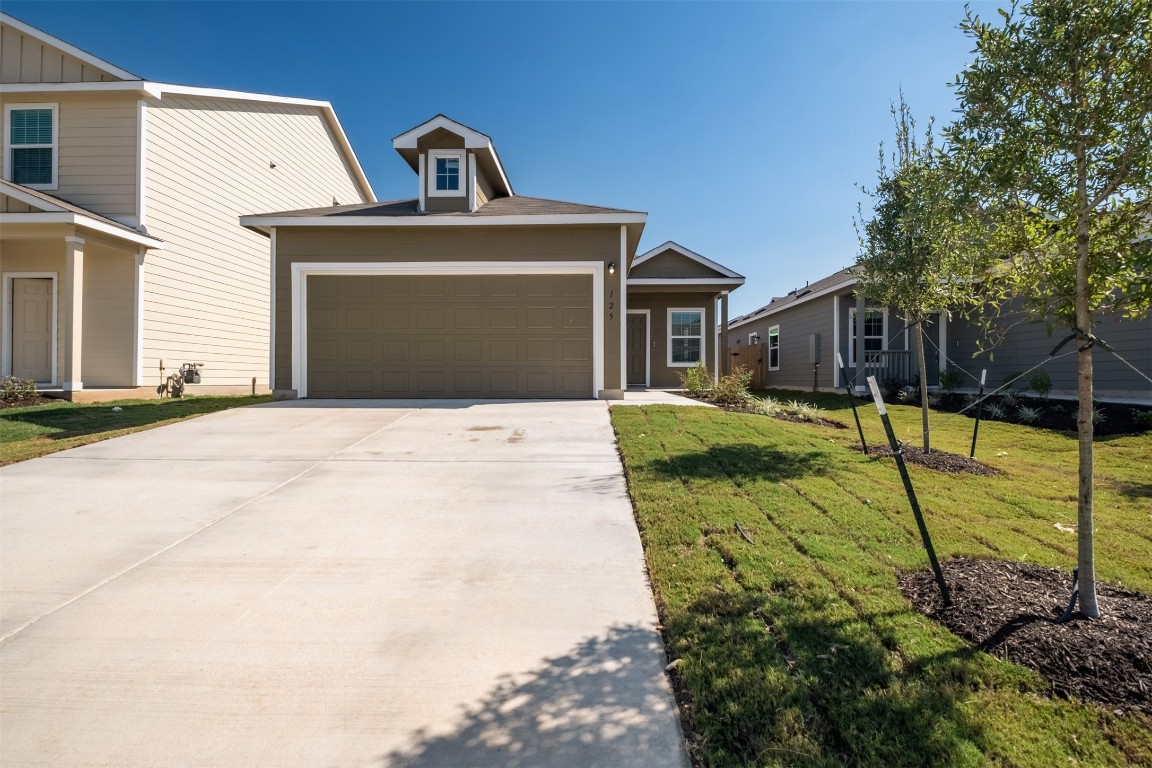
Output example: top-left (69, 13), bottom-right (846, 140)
top-left (915, 319), bottom-right (930, 453)
top-left (1075, 141), bottom-right (1100, 618)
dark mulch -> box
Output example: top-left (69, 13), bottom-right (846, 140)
top-left (900, 557), bottom-right (1152, 715)
top-left (934, 393), bottom-right (1152, 436)
top-left (858, 444), bottom-right (1001, 476)
top-left (0, 396), bottom-right (58, 410)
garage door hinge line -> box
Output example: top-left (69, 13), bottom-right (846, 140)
top-left (0, 410), bottom-right (419, 645)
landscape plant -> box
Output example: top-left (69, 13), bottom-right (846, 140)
top-left (947, 0), bottom-right (1152, 617)
top-left (0, 376), bottom-right (38, 403)
top-left (1027, 369), bottom-right (1053, 400)
top-left (711, 366), bottom-right (754, 406)
top-left (856, 96), bottom-right (980, 453)
top-left (678, 362), bottom-right (713, 400)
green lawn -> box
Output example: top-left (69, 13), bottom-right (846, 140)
top-left (0, 395), bottom-right (273, 465)
top-left (610, 396), bottom-right (1151, 767)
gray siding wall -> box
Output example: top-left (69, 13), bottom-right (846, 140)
top-left (947, 304), bottom-right (1152, 399)
top-left (731, 296), bottom-right (834, 390)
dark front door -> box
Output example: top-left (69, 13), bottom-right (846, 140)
top-left (626, 313), bottom-right (647, 387)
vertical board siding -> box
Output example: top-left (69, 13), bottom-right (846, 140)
top-left (144, 95), bottom-right (368, 386)
top-left (0, 25), bottom-right (121, 83)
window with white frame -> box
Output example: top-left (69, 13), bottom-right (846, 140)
top-left (848, 308), bottom-right (886, 366)
top-left (5, 104), bottom-right (58, 189)
top-left (668, 309), bottom-right (704, 366)
top-left (767, 325), bottom-right (780, 370)
top-left (428, 149), bottom-right (465, 196)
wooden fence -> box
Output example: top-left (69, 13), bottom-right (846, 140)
top-left (727, 343), bottom-right (767, 389)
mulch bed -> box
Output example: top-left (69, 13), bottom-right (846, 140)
top-left (934, 393), bottom-right (1152, 437)
top-left (858, 444), bottom-right (1001, 476)
top-left (900, 557), bottom-right (1152, 715)
top-left (0, 396), bottom-right (58, 410)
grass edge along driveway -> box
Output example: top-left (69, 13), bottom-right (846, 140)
top-left (0, 395), bottom-right (273, 465)
top-left (610, 403), bottom-right (1152, 768)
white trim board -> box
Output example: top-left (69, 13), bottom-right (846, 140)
top-left (244, 212), bottom-right (647, 230)
top-left (2, 271), bottom-right (58, 386)
top-left (288, 261), bottom-right (606, 399)
top-left (0, 212), bottom-right (162, 248)
top-left (627, 277), bottom-right (744, 286)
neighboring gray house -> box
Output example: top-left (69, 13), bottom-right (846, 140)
top-left (728, 268), bottom-right (943, 393)
top-left (729, 266), bottom-right (1151, 402)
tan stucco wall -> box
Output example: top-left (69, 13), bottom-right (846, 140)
top-left (272, 225), bottom-right (625, 396)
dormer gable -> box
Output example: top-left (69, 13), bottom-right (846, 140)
top-left (1, 13), bottom-right (141, 83)
top-left (392, 115), bottom-right (513, 214)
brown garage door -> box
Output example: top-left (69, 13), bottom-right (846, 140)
top-left (307, 274), bottom-right (594, 398)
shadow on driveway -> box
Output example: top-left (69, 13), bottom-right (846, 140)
top-left (377, 625), bottom-right (686, 768)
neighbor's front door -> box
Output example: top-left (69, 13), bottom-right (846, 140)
top-left (626, 313), bottom-right (647, 387)
top-left (11, 278), bottom-right (53, 383)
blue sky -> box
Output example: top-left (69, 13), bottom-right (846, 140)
top-left (6, 0), bottom-right (1000, 317)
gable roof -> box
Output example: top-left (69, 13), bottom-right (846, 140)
top-left (392, 115), bottom-right (513, 198)
top-left (1, 12), bottom-right (141, 81)
top-left (631, 241), bottom-right (744, 279)
top-left (243, 195), bottom-right (640, 220)
top-left (1, 179), bottom-right (162, 248)
top-left (728, 266), bottom-right (858, 330)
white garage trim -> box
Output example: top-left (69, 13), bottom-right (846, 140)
top-left (290, 261), bottom-right (605, 399)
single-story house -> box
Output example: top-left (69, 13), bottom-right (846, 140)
top-left (728, 267), bottom-right (942, 393)
top-left (729, 266), bottom-right (1151, 402)
top-left (240, 115), bottom-right (744, 400)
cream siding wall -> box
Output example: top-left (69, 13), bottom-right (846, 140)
top-left (0, 25), bottom-right (122, 83)
top-left (0, 92), bottom-right (138, 219)
top-left (80, 246), bottom-right (137, 385)
top-left (143, 95), bottom-right (368, 387)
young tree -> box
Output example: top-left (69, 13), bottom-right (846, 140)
top-left (856, 97), bottom-right (977, 452)
top-left (948, 0), bottom-right (1152, 617)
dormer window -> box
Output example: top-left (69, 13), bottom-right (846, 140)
top-left (428, 149), bottom-right (465, 197)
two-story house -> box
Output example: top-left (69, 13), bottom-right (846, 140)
top-left (0, 13), bottom-right (374, 400)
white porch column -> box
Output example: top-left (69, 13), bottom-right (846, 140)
top-left (719, 292), bottom-right (730, 375)
top-left (63, 236), bottom-right (85, 391)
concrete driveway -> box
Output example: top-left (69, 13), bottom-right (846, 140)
top-left (1, 400), bottom-right (687, 768)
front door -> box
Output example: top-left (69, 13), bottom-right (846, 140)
top-left (626, 313), bottom-right (647, 387)
top-left (11, 278), bottom-right (53, 383)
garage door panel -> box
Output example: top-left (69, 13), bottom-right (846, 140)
top-left (307, 275), bottom-right (593, 398)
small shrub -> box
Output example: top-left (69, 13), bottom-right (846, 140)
top-left (790, 401), bottom-right (826, 422)
top-left (678, 363), bottom-right (713, 399)
top-left (926, 391), bottom-right (943, 408)
top-left (1016, 405), bottom-right (1042, 424)
top-left (983, 402), bottom-right (1006, 420)
top-left (939, 368), bottom-right (963, 392)
top-left (0, 376), bottom-right (38, 403)
top-left (1075, 405), bottom-right (1107, 426)
top-left (963, 393), bottom-right (982, 410)
top-left (752, 396), bottom-right (784, 417)
top-left (1002, 370), bottom-right (1025, 389)
top-left (881, 377), bottom-right (905, 400)
top-left (1133, 409), bottom-right (1152, 431)
top-left (897, 385), bottom-right (918, 403)
top-left (1027, 369), bottom-right (1053, 399)
top-left (999, 391), bottom-right (1020, 409)
top-left (711, 366), bottom-right (753, 406)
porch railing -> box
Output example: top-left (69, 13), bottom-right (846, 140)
top-left (843, 350), bottom-right (916, 387)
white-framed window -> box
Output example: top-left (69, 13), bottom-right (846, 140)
top-left (4, 103), bottom-right (58, 189)
top-left (767, 325), bottom-right (780, 370)
top-left (668, 308), bottom-right (705, 367)
top-left (428, 149), bottom-right (465, 197)
top-left (848, 307), bottom-right (887, 367)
